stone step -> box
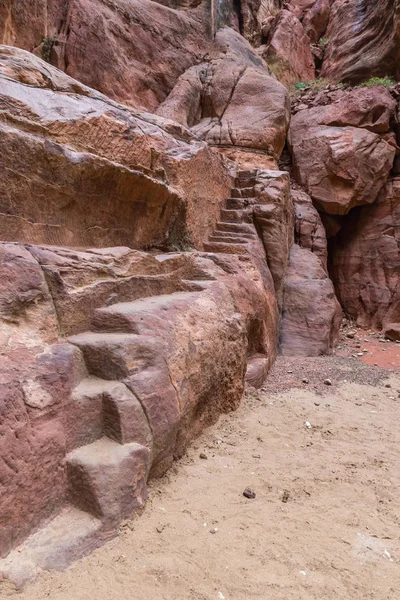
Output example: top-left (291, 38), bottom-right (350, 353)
top-left (65, 377), bottom-right (108, 452)
top-left (91, 291), bottom-right (200, 335)
top-left (225, 197), bottom-right (247, 209)
top-left (68, 332), bottom-right (145, 379)
top-left (220, 208), bottom-right (251, 223)
top-left (211, 229), bottom-right (253, 241)
top-left (203, 241), bottom-right (248, 255)
top-left (209, 235), bottom-right (252, 244)
top-left (231, 186), bottom-right (255, 198)
top-left (215, 221), bottom-right (254, 234)
top-left (0, 506), bottom-right (106, 589)
top-left (66, 377), bottom-right (152, 449)
top-left (67, 437), bottom-right (150, 523)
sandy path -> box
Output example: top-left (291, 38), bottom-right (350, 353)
top-left (12, 354), bottom-right (400, 600)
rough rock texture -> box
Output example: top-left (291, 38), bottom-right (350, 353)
top-left (0, 45), bottom-right (231, 249)
top-left (260, 9), bottom-right (315, 85)
top-left (280, 244), bottom-right (341, 356)
top-left (322, 0), bottom-right (400, 84)
top-left (157, 28), bottom-right (290, 167)
top-left (0, 0), bottom-right (212, 111)
top-left (330, 178), bottom-right (400, 332)
top-left (291, 188), bottom-right (328, 270)
top-left (289, 87), bottom-right (396, 215)
top-left (0, 240), bottom-right (279, 578)
top-left (302, 0), bottom-right (330, 43)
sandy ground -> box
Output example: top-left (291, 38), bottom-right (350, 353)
top-left (9, 336), bottom-right (400, 600)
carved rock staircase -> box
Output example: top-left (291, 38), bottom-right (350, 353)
top-left (0, 170), bottom-right (264, 588)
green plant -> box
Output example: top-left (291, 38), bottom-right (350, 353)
top-left (294, 78), bottom-right (329, 92)
top-left (359, 76), bottom-right (395, 88)
top-left (319, 37), bottom-right (329, 48)
top-left (42, 36), bottom-right (55, 63)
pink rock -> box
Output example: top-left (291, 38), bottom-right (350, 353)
top-left (330, 178), bottom-right (400, 332)
top-left (261, 10), bottom-right (315, 85)
top-left (289, 88), bottom-right (396, 214)
top-left (321, 0), bottom-right (400, 83)
top-left (280, 245), bottom-right (342, 356)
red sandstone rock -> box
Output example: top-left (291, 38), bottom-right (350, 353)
top-left (291, 188), bottom-right (327, 270)
top-left (0, 46), bottom-right (231, 250)
top-left (289, 89), bottom-right (396, 214)
top-left (157, 28), bottom-right (290, 164)
top-left (302, 0), bottom-right (330, 43)
top-left (261, 10), bottom-right (315, 85)
top-left (280, 244), bottom-right (341, 356)
top-left (0, 0), bottom-right (212, 112)
top-left (321, 0), bottom-right (400, 83)
top-left (330, 178), bottom-right (400, 332)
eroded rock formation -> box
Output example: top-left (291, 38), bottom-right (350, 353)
top-left (1, 0), bottom-right (399, 588)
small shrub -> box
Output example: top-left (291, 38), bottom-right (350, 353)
top-left (42, 36), bottom-right (55, 63)
top-left (294, 78), bottom-right (329, 92)
top-left (359, 76), bottom-right (395, 88)
top-left (319, 37), bottom-right (329, 48)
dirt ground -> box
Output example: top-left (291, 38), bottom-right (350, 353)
top-left (11, 335), bottom-right (400, 600)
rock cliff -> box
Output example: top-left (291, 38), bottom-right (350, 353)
top-left (0, 0), bottom-right (399, 587)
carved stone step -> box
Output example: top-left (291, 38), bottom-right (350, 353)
top-left (210, 229), bottom-right (255, 239)
top-left (68, 332), bottom-right (147, 379)
top-left (67, 437), bottom-right (150, 523)
top-left (0, 507), bottom-right (106, 589)
top-left (209, 235), bottom-right (252, 244)
top-left (220, 208), bottom-right (251, 223)
top-left (215, 221), bottom-right (254, 234)
top-left (225, 197), bottom-right (247, 209)
top-left (231, 186), bottom-right (256, 198)
top-left (91, 291), bottom-right (201, 335)
top-left (203, 241), bottom-right (248, 255)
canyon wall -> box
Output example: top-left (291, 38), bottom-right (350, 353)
top-left (0, 0), bottom-right (399, 588)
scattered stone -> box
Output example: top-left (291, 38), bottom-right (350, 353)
top-left (346, 332), bottom-right (356, 339)
top-left (324, 378), bottom-right (333, 386)
top-left (305, 421), bottom-right (312, 429)
top-left (282, 490), bottom-right (290, 503)
top-left (252, 454), bottom-right (261, 459)
top-left (199, 453), bottom-right (208, 460)
top-left (302, 378), bottom-right (309, 384)
top-left (210, 528), bottom-right (218, 534)
top-left (243, 488), bottom-right (256, 499)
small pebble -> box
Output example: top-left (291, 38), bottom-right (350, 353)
top-left (199, 453), bottom-right (208, 460)
top-left (243, 487), bottom-right (256, 499)
top-left (324, 378), bottom-right (332, 386)
top-left (302, 378), bottom-right (309, 384)
top-left (210, 528), bottom-right (218, 534)
top-left (282, 490), bottom-right (290, 503)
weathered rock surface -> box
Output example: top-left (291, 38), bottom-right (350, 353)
top-left (322, 0), bottom-right (400, 84)
top-left (0, 45), bottom-right (231, 249)
top-left (260, 9), bottom-right (315, 85)
top-left (0, 0), bottom-right (212, 111)
top-left (0, 239), bottom-right (279, 579)
top-left (291, 188), bottom-right (327, 270)
top-left (330, 178), bottom-right (400, 332)
top-left (280, 244), bottom-right (341, 356)
top-left (289, 88), bottom-right (396, 215)
top-left (157, 28), bottom-right (290, 166)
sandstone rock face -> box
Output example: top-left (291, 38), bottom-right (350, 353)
top-left (0, 0), bottom-right (211, 111)
top-left (280, 244), bottom-right (341, 356)
top-left (322, 0), bottom-right (400, 83)
top-left (0, 240), bottom-right (279, 574)
top-left (302, 0), bottom-right (330, 43)
top-left (291, 188), bottom-right (328, 270)
top-left (329, 178), bottom-right (400, 331)
top-left (0, 45), bottom-right (231, 249)
top-left (157, 28), bottom-right (290, 166)
top-left (289, 88), bottom-right (396, 215)
top-left (261, 9), bottom-right (315, 85)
